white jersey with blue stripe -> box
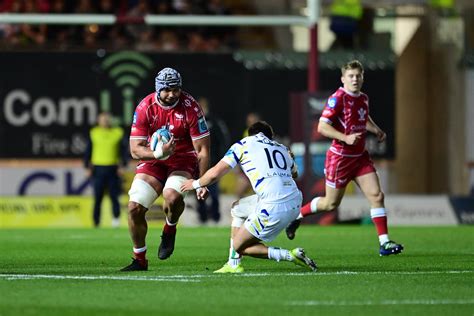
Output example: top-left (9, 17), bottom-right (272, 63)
top-left (221, 132), bottom-right (299, 203)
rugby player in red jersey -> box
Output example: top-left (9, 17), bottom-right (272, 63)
top-left (286, 60), bottom-right (404, 256)
top-left (121, 68), bottom-right (210, 271)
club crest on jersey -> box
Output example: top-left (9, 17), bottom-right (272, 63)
top-left (327, 97), bottom-right (337, 108)
top-left (358, 108), bottom-right (366, 121)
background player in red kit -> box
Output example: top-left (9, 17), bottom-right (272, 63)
top-left (121, 67), bottom-right (210, 271)
top-left (286, 60), bottom-right (404, 256)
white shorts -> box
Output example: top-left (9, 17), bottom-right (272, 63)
top-left (230, 194), bottom-right (259, 228)
top-left (243, 190), bottom-right (302, 242)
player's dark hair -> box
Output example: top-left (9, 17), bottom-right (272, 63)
top-left (248, 121), bottom-right (274, 140)
top-left (341, 60), bottom-right (364, 75)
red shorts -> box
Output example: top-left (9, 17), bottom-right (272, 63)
top-left (325, 150), bottom-right (376, 189)
top-left (135, 153), bottom-right (198, 185)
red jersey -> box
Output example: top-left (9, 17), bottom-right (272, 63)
top-left (130, 91), bottom-right (210, 158)
top-left (320, 87), bottom-right (369, 157)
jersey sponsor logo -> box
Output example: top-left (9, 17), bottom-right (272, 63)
top-left (198, 117), bottom-right (208, 133)
top-left (184, 99), bottom-right (192, 107)
top-left (327, 97), bottom-right (337, 108)
top-left (174, 113), bottom-right (184, 120)
top-left (350, 124), bottom-right (366, 131)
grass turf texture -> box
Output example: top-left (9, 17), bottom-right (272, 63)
top-left (0, 226), bottom-right (473, 316)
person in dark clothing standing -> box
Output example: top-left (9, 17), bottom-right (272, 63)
top-left (84, 112), bottom-right (129, 227)
top-left (196, 97), bottom-right (231, 225)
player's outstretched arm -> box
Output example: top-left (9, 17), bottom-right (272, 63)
top-left (181, 160), bottom-right (232, 192)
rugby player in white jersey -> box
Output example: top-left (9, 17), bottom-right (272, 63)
top-left (181, 121), bottom-right (317, 273)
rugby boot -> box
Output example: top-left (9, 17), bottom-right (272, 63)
top-left (285, 219), bottom-right (301, 240)
top-left (213, 263), bottom-right (244, 274)
top-left (120, 258), bottom-right (148, 271)
top-left (379, 240), bottom-right (404, 256)
top-left (158, 231), bottom-right (176, 260)
top-left (290, 248), bottom-right (318, 271)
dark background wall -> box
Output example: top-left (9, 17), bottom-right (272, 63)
top-left (0, 51), bottom-right (394, 159)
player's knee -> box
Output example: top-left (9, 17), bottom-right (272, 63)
top-left (163, 188), bottom-right (184, 207)
top-left (372, 191), bottom-right (384, 204)
top-left (128, 201), bottom-right (147, 219)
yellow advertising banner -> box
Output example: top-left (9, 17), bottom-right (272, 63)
top-left (0, 196), bottom-right (165, 228)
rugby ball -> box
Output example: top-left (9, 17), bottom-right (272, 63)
top-left (150, 128), bottom-right (171, 151)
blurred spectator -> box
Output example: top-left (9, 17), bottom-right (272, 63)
top-left (205, 0), bottom-right (230, 15)
top-left (0, 0), bottom-right (23, 47)
top-left (1, 0), bottom-right (48, 48)
top-left (206, 34), bottom-right (227, 52)
top-left (429, 0), bottom-right (456, 16)
top-left (194, 97), bottom-right (231, 225)
top-left (20, 0), bottom-right (47, 46)
top-left (47, 0), bottom-right (71, 50)
top-left (356, 6), bottom-right (375, 50)
top-left (135, 27), bottom-right (158, 51)
top-left (84, 112), bottom-right (128, 228)
top-left (172, 0), bottom-right (202, 15)
top-left (0, 0), bottom-right (238, 51)
top-left (126, 0), bottom-right (152, 40)
top-left (187, 31), bottom-right (207, 52)
top-left (157, 29), bottom-right (181, 51)
top-left (97, 0), bottom-right (130, 50)
top-left (96, 0), bottom-right (117, 45)
top-left (82, 24), bottom-right (100, 50)
top-left (154, 0), bottom-right (177, 14)
top-left (110, 25), bottom-right (131, 50)
top-left (69, 0), bottom-right (97, 48)
top-left (329, 0), bottom-right (363, 50)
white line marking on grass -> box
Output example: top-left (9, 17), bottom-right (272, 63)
top-left (228, 270), bottom-right (474, 277)
top-left (0, 274), bottom-right (200, 282)
top-left (288, 299), bottom-right (474, 306)
top-left (0, 270), bottom-right (472, 282)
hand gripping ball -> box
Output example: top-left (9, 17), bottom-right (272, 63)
top-left (150, 128), bottom-right (171, 151)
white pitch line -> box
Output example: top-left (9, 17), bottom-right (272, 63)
top-left (288, 299), bottom-right (474, 306)
top-left (0, 274), bottom-right (200, 282)
top-left (0, 270), bottom-right (472, 282)
top-left (230, 270), bottom-right (474, 277)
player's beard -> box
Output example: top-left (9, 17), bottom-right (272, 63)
top-left (159, 96), bottom-right (178, 107)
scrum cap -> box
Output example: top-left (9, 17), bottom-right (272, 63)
top-left (155, 67), bottom-right (182, 93)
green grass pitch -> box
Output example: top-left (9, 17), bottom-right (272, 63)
top-left (0, 225), bottom-right (473, 315)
